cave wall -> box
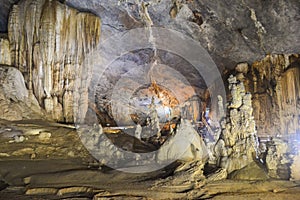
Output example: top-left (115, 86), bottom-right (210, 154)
top-left (0, 36), bottom-right (11, 65)
top-left (7, 0), bottom-right (101, 123)
top-left (62, 0), bottom-right (300, 71)
top-left (234, 55), bottom-right (300, 136)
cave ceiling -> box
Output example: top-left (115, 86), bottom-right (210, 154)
top-left (1, 0), bottom-right (299, 71)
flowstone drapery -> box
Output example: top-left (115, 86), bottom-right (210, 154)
top-left (8, 0), bottom-right (101, 123)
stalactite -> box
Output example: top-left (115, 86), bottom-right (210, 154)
top-left (25, 0), bottom-right (37, 90)
top-left (238, 54), bottom-right (300, 136)
top-left (8, 4), bottom-right (20, 68)
top-left (0, 37), bottom-right (11, 65)
top-left (280, 67), bottom-right (300, 135)
top-left (7, 0), bottom-right (101, 123)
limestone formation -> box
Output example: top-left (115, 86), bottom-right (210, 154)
top-left (13, 135), bottom-right (25, 143)
top-left (217, 95), bottom-right (225, 119)
top-left (38, 131), bottom-right (52, 141)
top-left (157, 119), bottom-right (208, 163)
top-left (290, 137), bottom-right (300, 181)
top-left (0, 66), bottom-right (43, 121)
top-left (134, 124), bottom-right (142, 140)
top-left (148, 97), bottom-right (161, 138)
top-left (214, 75), bottom-right (259, 174)
top-left (77, 123), bottom-right (154, 168)
top-left (228, 161), bottom-right (269, 181)
top-left (12, 147), bottom-right (35, 156)
top-left (0, 36), bottom-right (11, 65)
top-left (265, 138), bottom-right (291, 180)
top-left (235, 63), bottom-right (249, 74)
top-left (238, 55), bottom-right (300, 136)
top-left (140, 2), bottom-right (153, 27)
top-left (78, 124), bottom-right (103, 151)
top-left (7, 0), bottom-right (101, 123)
top-left (25, 188), bottom-right (58, 195)
top-left (57, 186), bottom-right (93, 196)
top-left (291, 151), bottom-right (300, 180)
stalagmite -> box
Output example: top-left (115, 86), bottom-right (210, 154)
top-left (214, 75), bottom-right (259, 174)
top-left (217, 95), bottom-right (225, 119)
top-left (135, 124), bottom-right (142, 140)
top-left (148, 97), bottom-right (161, 137)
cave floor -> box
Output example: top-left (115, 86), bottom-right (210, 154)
top-left (0, 119), bottom-right (300, 200)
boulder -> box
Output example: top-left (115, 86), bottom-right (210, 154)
top-left (228, 161), bottom-right (269, 180)
top-left (0, 66), bottom-right (43, 121)
top-left (157, 120), bottom-right (208, 163)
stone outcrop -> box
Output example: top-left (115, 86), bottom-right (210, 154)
top-left (214, 75), bottom-right (259, 174)
top-left (228, 161), bottom-right (269, 181)
top-left (157, 119), bottom-right (208, 163)
top-left (7, 0), bottom-right (101, 123)
top-left (265, 138), bottom-right (291, 180)
top-left (291, 150), bottom-right (300, 180)
top-left (235, 54), bottom-right (300, 136)
top-left (253, 135), bottom-right (300, 181)
top-left (0, 66), bottom-right (43, 121)
top-left (78, 123), bottom-right (156, 170)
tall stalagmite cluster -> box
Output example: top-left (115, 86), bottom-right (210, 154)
top-left (7, 0), bottom-right (101, 123)
top-left (214, 75), bottom-right (259, 174)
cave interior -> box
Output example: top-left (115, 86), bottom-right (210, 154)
top-left (0, 0), bottom-right (299, 199)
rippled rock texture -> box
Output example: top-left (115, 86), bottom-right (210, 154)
top-left (64, 0), bottom-right (300, 69)
top-left (234, 54), bottom-right (300, 136)
top-left (0, 35), bottom-right (11, 65)
top-left (7, 0), bottom-right (101, 123)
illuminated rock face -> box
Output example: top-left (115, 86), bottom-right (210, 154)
top-left (7, 0), bottom-right (101, 123)
top-left (157, 119), bottom-right (208, 163)
top-left (214, 75), bottom-right (259, 174)
top-left (291, 149), bottom-right (300, 180)
top-left (0, 36), bottom-right (11, 65)
top-left (0, 66), bottom-right (42, 121)
top-left (236, 55), bottom-right (300, 136)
